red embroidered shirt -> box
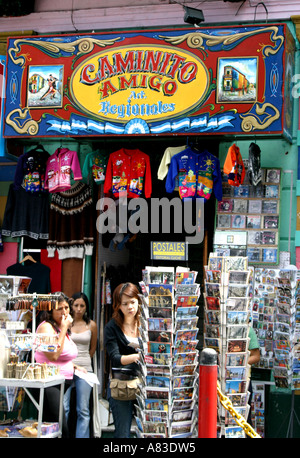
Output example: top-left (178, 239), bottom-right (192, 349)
top-left (104, 148), bottom-right (152, 198)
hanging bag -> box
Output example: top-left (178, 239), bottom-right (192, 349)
top-left (109, 377), bottom-right (140, 401)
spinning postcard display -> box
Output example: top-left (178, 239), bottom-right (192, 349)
top-left (204, 254), bottom-right (253, 439)
top-left (135, 266), bottom-right (200, 438)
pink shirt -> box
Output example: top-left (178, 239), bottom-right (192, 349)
top-left (45, 147), bottom-right (82, 193)
top-left (35, 323), bottom-right (78, 379)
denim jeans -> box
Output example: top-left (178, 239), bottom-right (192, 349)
top-left (107, 384), bottom-right (134, 438)
top-left (64, 374), bottom-right (92, 438)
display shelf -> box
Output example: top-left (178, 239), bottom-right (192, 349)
top-left (0, 376), bottom-right (65, 438)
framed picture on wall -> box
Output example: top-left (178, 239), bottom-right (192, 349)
top-left (27, 64), bottom-right (64, 108)
top-left (233, 185), bottom-right (249, 198)
top-left (263, 216), bottom-right (279, 229)
top-left (246, 216), bottom-right (261, 229)
top-left (262, 200), bottom-right (278, 214)
top-left (262, 248), bottom-right (277, 263)
top-left (218, 199), bottom-right (234, 212)
top-left (264, 185), bottom-right (279, 198)
top-left (233, 199), bottom-right (248, 213)
top-left (231, 215), bottom-right (246, 229)
top-left (248, 200), bottom-right (262, 214)
top-left (217, 214), bottom-right (231, 228)
top-left (265, 169), bottom-right (280, 183)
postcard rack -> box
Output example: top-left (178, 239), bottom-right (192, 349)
top-left (203, 254), bottom-right (253, 438)
top-left (135, 266), bottom-right (200, 438)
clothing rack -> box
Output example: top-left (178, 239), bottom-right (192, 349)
top-left (6, 293), bottom-right (62, 311)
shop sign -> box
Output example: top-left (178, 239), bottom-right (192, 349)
top-left (2, 24), bottom-right (293, 138)
top-left (151, 241), bottom-right (188, 261)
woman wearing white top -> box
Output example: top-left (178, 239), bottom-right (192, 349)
top-left (64, 292), bottom-right (97, 438)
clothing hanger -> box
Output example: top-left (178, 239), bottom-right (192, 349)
top-left (28, 143), bottom-right (47, 153)
top-left (19, 252), bottom-right (37, 264)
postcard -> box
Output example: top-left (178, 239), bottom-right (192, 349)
top-left (204, 323), bottom-right (220, 339)
top-left (228, 270), bottom-right (250, 284)
top-left (225, 379), bottom-right (248, 394)
top-left (206, 270), bottom-right (222, 283)
top-left (226, 297), bottom-right (249, 311)
top-left (225, 366), bottom-right (248, 381)
top-left (148, 295), bottom-right (173, 308)
top-left (145, 387), bottom-right (169, 400)
top-left (208, 255), bottom-right (224, 271)
top-left (205, 310), bottom-right (220, 325)
top-left (205, 282), bottom-right (221, 298)
top-left (174, 329), bottom-right (198, 345)
top-left (175, 284), bottom-right (200, 296)
top-left (175, 317), bottom-right (198, 331)
top-left (148, 330), bottom-right (173, 344)
top-left (224, 257), bottom-right (248, 272)
top-left (148, 307), bottom-right (172, 319)
top-left (226, 352), bottom-right (248, 367)
top-left (227, 311), bottom-right (249, 325)
top-left (227, 325), bottom-right (249, 339)
top-left (147, 341), bottom-right (172, 354)
top-left (175, 295), bottom-right (199, 308)
top-left (173, 375), bottom-right (197, 389)
top-left (148, 317), bottom-right (172, 332)
top-left (176, 306), bottom-right (199, 318)
top-left (204, 295), bottom-right (220, 310)
top-left (175, 270), bottom-right (198, 286)
top-left (146, 375), bottom-right (170, 389)
top-left (174, 340), bottom-right (198, 354)
top-left (173, 364), bottom-right (198, 376)
top-left (172, 399), bottom-right (195, 412)
top-left (227, 339), bottom-right (248, 353)
top-left (144, 398), bottom-right (169, 411)
top-left (227, 284), bottom-right (249, 298)
top-left (145, 266), bottom-right (175, 285)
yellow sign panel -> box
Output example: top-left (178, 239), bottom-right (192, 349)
top-left (151, 242), bottom-right (187, 260)
top-left (70, 45), bottom-right (209, 123)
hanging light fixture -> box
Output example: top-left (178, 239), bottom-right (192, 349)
top-left (183, 6), bottom-right (205, 26)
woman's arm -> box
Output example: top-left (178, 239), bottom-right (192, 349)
top-left (37, 317), bottom-right (71, 362)
top-left (89, 320), bottom-right (98, 358)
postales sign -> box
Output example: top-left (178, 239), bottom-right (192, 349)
top-left (2, 24), bottom-right (293, 138)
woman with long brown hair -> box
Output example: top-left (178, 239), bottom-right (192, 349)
top-left (104, 282), bottom-right (142, 438)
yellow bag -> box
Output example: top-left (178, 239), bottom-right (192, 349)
top-left (110, 377), bottom-right (140, 401)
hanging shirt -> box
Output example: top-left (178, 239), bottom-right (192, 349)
top-left (165, 147), bottom-right (222, 201)
top-left (14, 148), bottom-right (50, 193)
top-left (223, 143), bottom-right (245, 187)
top-left (82, 150), bottom-right (108, 185)
top-left (157, 145), bottom-right (186, 181)
top-left (248, 142), bottom-right (262, 186)
top-left (45, 147), bottom-right (82, 192)
top-left (104, 148), bottom-right (152, 199)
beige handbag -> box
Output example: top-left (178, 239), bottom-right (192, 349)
top-left (109, 377), bottom-right (140, 401)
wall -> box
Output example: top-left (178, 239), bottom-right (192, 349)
top-left (0, 0), bottom-right (300, 34)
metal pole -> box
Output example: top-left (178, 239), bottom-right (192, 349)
top-left (198, 347), bottom-right (218, 438)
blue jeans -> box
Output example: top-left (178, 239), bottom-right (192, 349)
top-left (107, 384), bottom-right (134, 438)
top-left (64, 374), bottom-right (92, 438)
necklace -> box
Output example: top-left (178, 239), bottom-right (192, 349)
top-left (123, 323), bottom-right (136, 335)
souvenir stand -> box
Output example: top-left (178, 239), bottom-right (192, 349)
top-left (0, 292), bottom-right (65, 438)
top-left (204, 254), bottom-right (252, 438)
top-left (134, 266), bottom-right (200, 438)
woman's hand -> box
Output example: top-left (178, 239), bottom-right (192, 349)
top-left (74, 365), bottom-right (87, 373)
top-left (60, 314), bottom-right (73, 333)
